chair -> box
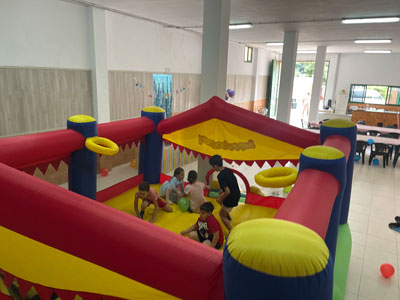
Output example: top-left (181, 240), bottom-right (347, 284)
top-left (357, 131), bottom-right (367, 135)
top-left (385, 125), bottom-right (397, 129)
top-left (368, 143), bottom-right (390, 167)
top-left (357, 120), bottom-right (366, 125)
top-left (356, 141), bottom-right (368, 164)
top-left (380, 134), bottom-right (394, 159)
top-left (367, 130), bottom-right (381, 137)
top-left (393, 145), bottom-right (400, 168)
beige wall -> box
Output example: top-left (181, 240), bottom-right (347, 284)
top-left (0, 67), bottom-right (92, 137)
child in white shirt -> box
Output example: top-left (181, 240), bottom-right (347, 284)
top-left (184, 170), bottom-right (208, 213)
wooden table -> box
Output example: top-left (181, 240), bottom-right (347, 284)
top-left (357, 124), bottom-right (400, 135)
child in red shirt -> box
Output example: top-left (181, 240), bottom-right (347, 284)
top-left (180, 202), bottom-right (224, 249)
top-left (134, 181), bottom-right (172, 223)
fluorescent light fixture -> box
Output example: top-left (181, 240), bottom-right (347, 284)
top-left (354, 39), bottom-right (392, 44)
top-left (342, 17), bottom-right (400, 24)
top-left (266, 42), bottom-right (284, 46)
top-left (364, 50), bottom-right (392, 54)
top-left (229, 23), bottom-right (253, 30)
top-left (297, 50), bottom-right (317, 54)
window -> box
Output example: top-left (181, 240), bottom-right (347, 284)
top-left (244, 46), bottom-right (253, 63)
top-left (348, 84), bottom-right (400, 106)
top-left (387, 87), bottom-right (400, 105)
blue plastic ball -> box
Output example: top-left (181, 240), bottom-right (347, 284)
top-left (354, 154), bottom-right (361, 161)
top-left (373, 158), bottom-right (379, 165)
top-left (367, 138), bottom-right (374, 145)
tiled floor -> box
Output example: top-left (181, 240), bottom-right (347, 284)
top-left (65, 154), bottom-right (400, 300)
top-left (345, 160), bottom-right (400, 300)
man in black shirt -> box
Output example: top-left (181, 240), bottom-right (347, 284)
top-left (209, 155), bottom-right (240, 231)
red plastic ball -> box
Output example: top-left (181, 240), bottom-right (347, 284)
top-left (100, 168), bottom-right (109, 177)
top-left (380, 263), bottom-right (395, 278)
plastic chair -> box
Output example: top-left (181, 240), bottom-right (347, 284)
top-left (356, 141), bottom-right (368, 164)
top-left (368, 143), bottom-right (390, 167)
top-left (357, 131), bottom-right (367, 135)
top-left (357, 120), bottom-right (366, 125)
top-left (393, 146), bottom-right (400, 168)
top-left (367, 130), bottom-right (381, 137)
top-left (380, 134), bottom-right (395, 159)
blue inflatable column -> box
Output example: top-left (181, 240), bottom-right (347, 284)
top-left (67, 115), bottom-right (98, 200)
top-left (223, 219), bottom-right (334, 300)
top-left (139, 106), bottom-right (165, 184)
top-left (299, 146), bottom-right (346, 261)
top-left (320, 120), bottom-right (357, 225)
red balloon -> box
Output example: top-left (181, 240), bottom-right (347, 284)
top-left (380, 263), bottom-right (395, 278)
top-left (100, 168), bottom-right (109, 177)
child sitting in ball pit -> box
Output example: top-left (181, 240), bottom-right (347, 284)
top-left (134, 181), bottom-right (172, 223)
top-left (180, 202), bottom-right (223, 249)
top-left (160, 167), bottom-right (185, 204)
top-left (184, 170), bottom-right (209, 213)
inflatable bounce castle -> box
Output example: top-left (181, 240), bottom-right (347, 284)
top-left (0, 96), bottom-right (355, 300)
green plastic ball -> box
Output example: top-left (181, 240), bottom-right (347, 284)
top-left (178, 197), bottom-right (190, 212)
top-left (283, 185), bottom-right (293, 194)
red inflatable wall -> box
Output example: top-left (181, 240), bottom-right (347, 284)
top-left (0, 163), bottom-right (224, 300)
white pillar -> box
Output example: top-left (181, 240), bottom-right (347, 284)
top-left (199, 0), bottom-right (230, 102)
top-left (309, 46), bottom-right (327, 122)
top-left (325, 54), bottom-right (340, 107)
top-left (198, 0), bottom-right (231, 180)
top-left (251, 48), bottom-right (259, 107)
top-left (276, 31), bottom-right (298, 123)
top-left (88, 7), bottom-right (110, 123)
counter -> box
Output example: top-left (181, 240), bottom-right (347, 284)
top-left (351, 110), bottom-right (400, 126)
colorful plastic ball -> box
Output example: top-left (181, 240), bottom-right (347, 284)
top-left (208, 191), bottom-right (220, 198)
top-left (226, 89), bottom-right (232, 93)
top-left (367, 138), bottom-right (374, 145)
top-left (373, 158), bottom-right (379, 165)
top-left (100, 168), bottom-right (109, 176)
top-left (283, 185), bottom-right (293, 194)
top-left (380, 263), bottom-right (395, 278)
top-left (229, 90), bottom-right (235, 97)
top-left (178, 197), bottom-right (190, 212)
top-left (354, 154), bottom-right (361, 161)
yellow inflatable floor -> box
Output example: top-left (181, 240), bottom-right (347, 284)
top-left (104, 184), bottom-right (278, 247)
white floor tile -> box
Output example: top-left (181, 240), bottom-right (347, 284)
top-left (351, 242), bottom-right (365, 260)
top-left (348, 210), bottom-right (370, 224)
top-left (349, 219), bottom-right (368, 235)
top-left (350, 202), bottom-right (372, 216)
top-left (365, 235), bottom-right (398, 255)
top-left (346, 256), bottom-right (363, 294)
top-left (358, 260), bottom-right (399, 300)
top-left (357, 296), bottom-right (374, 300)
top-left (344, 291), bottom-right (358, 300)
top-left (367, 217), bottom-right (397, 241)
top-left (352, 231), bottom-right (368, 245)
top-left (363, 247), bottom-right (398, 267)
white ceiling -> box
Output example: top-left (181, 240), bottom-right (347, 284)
top-left (69, 0), bottom-right (400, 53)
